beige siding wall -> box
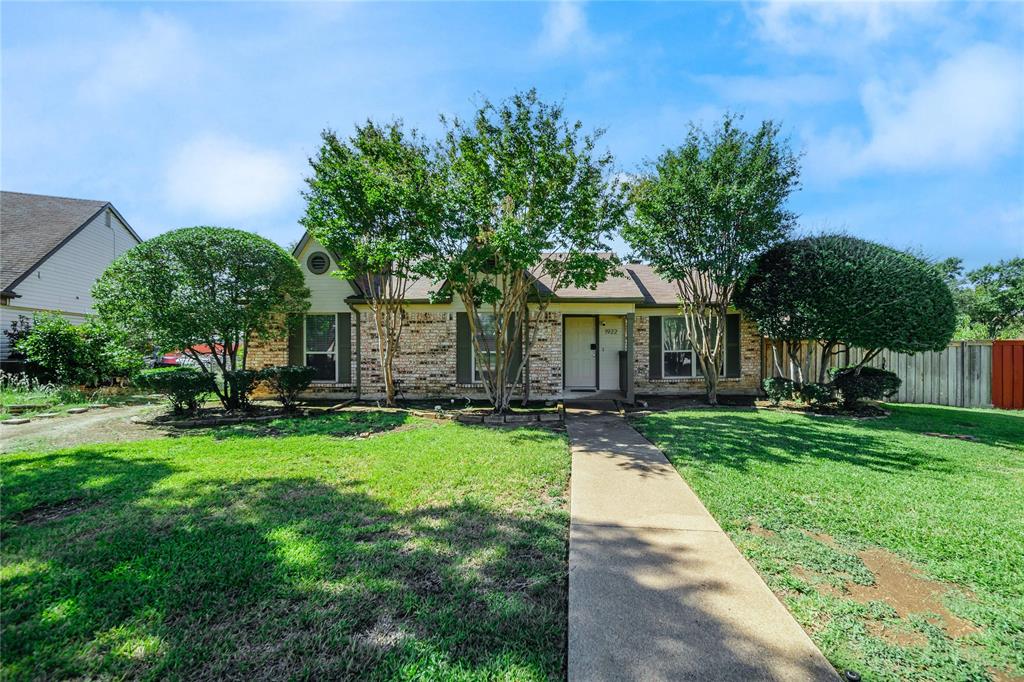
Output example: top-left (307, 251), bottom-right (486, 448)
top-left (10, 209), bottom-right (137, 317)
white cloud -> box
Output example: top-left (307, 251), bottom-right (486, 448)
top-left (749, 1), bottom-right (940, 56)
top-left (164, 134), bottom-right (297, 221)
top-left (694, 73), bottom-right (846, 107)
top-left (804, 44), bottom-right (1024, 179)
top-left (78, 11), bottom-right (200, 101)
top-left (536, 1), bottom-right (596, 55)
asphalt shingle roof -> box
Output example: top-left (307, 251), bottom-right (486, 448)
top-left (0, 191), bottom-right (110, 293)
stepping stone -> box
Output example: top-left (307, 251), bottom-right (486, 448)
top-left (67, 408), bottom-right (89, 414)
top-left (35, 412), bottom-right (60, 418)
top-left (91, 404), bottom-right (110, 409)
top-left (7, 404), bottom-right (44, 414)
top-left (1, 418), bottom-right (30, 425)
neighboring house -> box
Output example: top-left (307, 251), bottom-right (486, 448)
top-left (0, 191), bottom-right (141, 361)
top-left (248, 232), bottom-right (762, 402)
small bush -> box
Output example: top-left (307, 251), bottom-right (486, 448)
top-left (222, 369), bottom-right (264, 411)
top-left (136, 367), bottom-right (213, 414)
top-left (798, 382), bottom-right (834, 406)
top-left (261, 365), bottom-right (316, 411)
top-left (15, 313), bottom-right (144, 386)
top-left (829, 366), bottom-right (902, 408)
top-left (763, 377), bottom-right (795, 405)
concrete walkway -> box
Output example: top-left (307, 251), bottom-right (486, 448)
top-left (566, 403), bottom-right (838, 682)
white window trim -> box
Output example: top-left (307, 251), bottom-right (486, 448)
top-left (661, 316), bottom-right (727, 379)
top-left (304, 313), bottom-right (338, 384)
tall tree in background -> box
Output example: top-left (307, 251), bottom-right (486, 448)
top-left (302, 122), bottom-right (435, 406)
top-left (422, 90), bottom-right (627, 413)
top-left (624, 114), bottom-right (800, 404)
top-left (962, 258), bottom-right (1024, 339)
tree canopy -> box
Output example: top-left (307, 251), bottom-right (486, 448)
top-left (302, 120), bottom-right (435, 405)
top-left (623, 114), bottom-right (800, 403)
top-left (421, 89), bottom-right (627, 412)
top-left (94, 226), bottom-right (309, 409)
top-left (738, 234), bottom-right (956, 380)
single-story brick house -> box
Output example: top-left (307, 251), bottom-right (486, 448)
top-left (248, 232), bottom-right (763, 402)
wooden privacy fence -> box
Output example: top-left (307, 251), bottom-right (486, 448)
top-left (992, 340), bottom-right (1024, 410)
top-left (761, 340), bottom-right (995, 408)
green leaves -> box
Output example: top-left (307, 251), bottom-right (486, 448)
top-left (624, 113), bottom-right (800, 288)
top-left (425, 89), bottom-right (626, 297)
top-left (93, 227), bottom-right (310, 407)
top-left (738, 235), bottom-right (957, 354)
top-left (302, 122), bottom-right (435, 286)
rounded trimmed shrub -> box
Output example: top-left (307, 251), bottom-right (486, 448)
top-left (738, 235), bottom-right (956, 354)
top-left (136, 367), bottom-right (214, 414)
top-left (798, 382), bottom-right (834, 406)
top-left (261, 365), bottom-right (317, 411)
top-left (829, 366), bottom-right (902, 408)
top-left (763, 377), bottom-right (796, 405)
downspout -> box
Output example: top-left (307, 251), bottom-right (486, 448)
top-left (626, 312), bottom-right (635, 404)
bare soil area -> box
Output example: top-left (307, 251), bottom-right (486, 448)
top-left (0, 404), bottom-right (172, 454)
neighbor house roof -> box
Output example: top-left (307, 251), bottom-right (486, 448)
top-left (0, 191), bottom-right (141, 295)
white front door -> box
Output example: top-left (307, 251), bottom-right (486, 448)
top-left (564, 316), bottom-right (597, 389)
top-left (599, 316), bottom-right (625, 390)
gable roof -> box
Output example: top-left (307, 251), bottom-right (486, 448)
top-left (0, 191), bottom-right (141, 295)
top-left (292, 230), bottom-right (709, 306)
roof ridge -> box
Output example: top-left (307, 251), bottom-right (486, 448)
top-left (1, 190), bottom-right (108, 205)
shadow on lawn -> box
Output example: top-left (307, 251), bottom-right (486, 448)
top-left (868, 404), bottom-right (1024, 453)
top-left (208, 410), bottom-right (415, 441)
top-left (640, 411), bottom-right (944, 474)
top-left (0, 446), bottom-right (567, 680)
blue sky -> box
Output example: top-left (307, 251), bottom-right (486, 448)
top-left (3, 1), bottom-right (1022, 268)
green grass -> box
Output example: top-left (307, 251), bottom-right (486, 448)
top-left (1, 412), bottom-right (570, 680)
top-left (0, 387), bottom-right (152, 420)
top-left (633, 404), bottom-right (1024, 681)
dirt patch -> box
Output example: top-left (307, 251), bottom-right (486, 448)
top-left (846, 548), bottom-right (979, 638)
top-left (746, 521), bottom-right (776, 539)
top-left (803, 529), bottom-right (841, 549)
top-left (1, 405), bottom-right (170, 454)
top-left (11, 497), bottom-right (93, 525)
top-left (865, 620), bottom-right (929, 647)
top-left (922, 432), bottom-right (979, 442)
top-left (791, 565), bottom-right (843, 597)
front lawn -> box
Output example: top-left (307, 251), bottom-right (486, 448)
top-left (1, 413), bottom-right (570, 680)
top-left (634, 404), bottom-right (1024, 682)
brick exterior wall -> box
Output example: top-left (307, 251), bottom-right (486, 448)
top-left (246, 318), bottom-right (289, 369)
top-left (526, 311), bottom-right (562, 398)
top-left (248, 309), bottom-right (762, 400)
top-left (247, 314), bottom-right (357, 396)
top-left (633, 312), bottom-right (762, 396)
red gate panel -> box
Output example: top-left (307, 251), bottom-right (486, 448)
top-left (992, 340), bottom-right (1024, 410)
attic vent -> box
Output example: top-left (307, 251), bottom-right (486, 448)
top-left (307, 252), bottom-right (330, 274)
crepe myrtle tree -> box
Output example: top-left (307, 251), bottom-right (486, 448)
top-left (421, 89), bottom-right (627, 413)
top-left (737, 235), bottom-right (956, 384)
top-left (302, 121), bottom-right (435, 406)
top-left (94, 227), bottom-right (310, 409)
top-left (624, 114), bottom-right (800, 404)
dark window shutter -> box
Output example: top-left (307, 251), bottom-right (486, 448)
top-left (456, 312), bottom-right (472, 384)
top-left (287, 314), bottom-right (303, 366)
top-left (337, 312), bottom-right (352, 383)
top-left (648, 316), bottom-right (662, 379)
top-left (726, 313), bottom-right (741, 378)
top-left (506, 314), bottom-right (524, 386)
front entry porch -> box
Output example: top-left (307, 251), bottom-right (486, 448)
top-left (562, 313), bottom-right (635, 403)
